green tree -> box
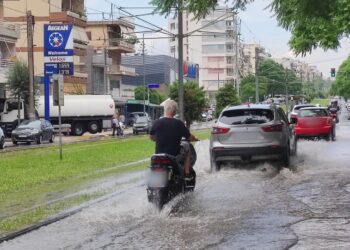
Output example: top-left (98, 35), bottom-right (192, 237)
top-left (150, 0), bottom-right (252, 19)
top-left (134, 85), bottom-right (166, 105)
top-left (6, 60), bottom-right (30, 119)
top-left (332, 56), bottom-right (350, 99)
top-left (240, 74), bottom-right (256, 102)
top-left (152, 0), bottom-right (349, 54)
top-left (169, 81), bottom-right (206, 128)
top-left (215, 83), bottom-right (240, 117)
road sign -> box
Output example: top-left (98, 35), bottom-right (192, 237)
top-left (148, 83), bottom-right (159, 89)
top-left (52, 74), bottom-right (64, 106)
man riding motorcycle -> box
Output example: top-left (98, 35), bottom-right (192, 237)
top-left (149, 100), bottom-right (199, 179)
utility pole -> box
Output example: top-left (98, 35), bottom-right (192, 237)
top-left (284, 68), bottom-right (289, 115)
top-left (178, 0), bottom-right (184, 121)
top-left (234, 14), bottom-right (239, 94)
top-left (27, 11), bottom-right (35, 120)
top-left (255, 47), bottom-right (259, 103)
top-left (217, 71), bottom-right (220, 89)
top-left (142, 33), bottom-right (146, 114)
top-left (236, 18), bottom-right (242, 96)
top-left (104, 47), bottom-right (108, 94)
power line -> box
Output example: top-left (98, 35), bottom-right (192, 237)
top-left (105, 0), bottom-right (175, 37)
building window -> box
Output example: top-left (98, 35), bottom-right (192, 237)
top-left (226, 30), bottom-right (233, 38)
top-left (86, 31), bottom-right (92, 41)
top-left (226, 56), bottom-right (233, 64)
top-left (226, 21), bottom-right (233, 27)
top-left (170, 23), bottom-right (176, 30)
top-left (227, 68), bottom-right (234, 76)
top-left (226, 44), bottom-right (233, 52)
top-left (170, 46), bottom-right (176, 54)
top-left (110, 80), bottom-right (120, 90)
top-left (202, 44), bottom-right (225, 54)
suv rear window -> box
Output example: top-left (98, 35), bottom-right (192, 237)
top-left (299, 109), bottom-right (328, 117)
top-left (219, 109), bottom-right (274, 125)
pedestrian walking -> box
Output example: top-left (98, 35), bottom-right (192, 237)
top-left (112, 114), bottom-right (118, 136)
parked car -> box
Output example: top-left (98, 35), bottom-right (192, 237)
top-left (294, 107), bottom-right (335, 141)
top-left (290, 104), bottom-right (316, 119)
top-left (11, 119), bottom-right (55, 145)
top-left (126, 112), bottom-right (149, 126)
top-left (210, 104), bottom-right (297, 171)
top-left (0, 126), bottom-right (5, 149)
top-left (133, 116), bottom-right (152, 134)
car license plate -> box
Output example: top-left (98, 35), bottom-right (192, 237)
top-left (147, 171), bottom-right (167, 188)
top-left (19, 135), bottom-right (27, 138)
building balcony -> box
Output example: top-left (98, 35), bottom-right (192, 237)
top-left (50, 11), bottom-right (87, 27)
top-left (108, 40), bottom-right (135, 53)
top-left (108, 65), bottom-right (136, 76)
top-left (0, 20), bottom-right (20, 41)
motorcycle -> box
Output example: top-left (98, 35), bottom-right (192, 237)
top-left (329, 107), bottom-right (339, 123)
top-left (146, 141), bottom-right (197, 210)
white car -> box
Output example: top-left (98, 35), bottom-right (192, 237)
top-left (0, 127), bottom-right (5, 149)
top-left (290, 104), bottom-right (316, 119)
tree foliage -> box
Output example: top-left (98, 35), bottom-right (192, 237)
top-left (151, 0), bottom-right (350, 54)
top-left (134, 85), bottom-right (166, 105)
top-left (169, 81), bottom-right (206, 128)
top-left (331, 56), bottom-right (350, 99)
top-left (150, 0), bottom-right (252, 19)
top-left (6, 60), bottom-right (30, 100)
top-left (215, 83), bottom-right (240, 117)
top-left (240, 74), bottom-right (265, 102)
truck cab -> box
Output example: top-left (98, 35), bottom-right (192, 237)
top-left (0, 98), bottom-right (25, 136)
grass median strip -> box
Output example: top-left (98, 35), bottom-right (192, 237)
top-left (0, 129), bottom-right (211, 235)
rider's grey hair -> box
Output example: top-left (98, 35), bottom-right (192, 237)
top-left (164, 99), bottom-right (178, 116)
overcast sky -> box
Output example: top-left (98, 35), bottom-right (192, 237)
top-left (86, 0), bottom-right (350, 77)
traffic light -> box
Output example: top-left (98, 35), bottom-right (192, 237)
top-left (331, 68), bottom-right (336, 77)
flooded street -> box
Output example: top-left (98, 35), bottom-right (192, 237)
top-left (2, 116), bottom-right (350, 249)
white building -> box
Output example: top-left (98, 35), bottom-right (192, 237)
top-left (169, 7), bottom-right (243, 105)
top-left (242, 43), bottom-right (271, 77)
top-left (274, 57), bottom-right (323, 82)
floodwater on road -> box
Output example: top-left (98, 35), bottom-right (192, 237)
top-left (1, 116), bottom-right (350, 250)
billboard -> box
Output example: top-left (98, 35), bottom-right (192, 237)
top-left (44, 24), bottom-right (74, 75)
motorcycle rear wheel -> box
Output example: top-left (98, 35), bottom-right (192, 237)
top-left (151, 189), bottom-right (167, 211)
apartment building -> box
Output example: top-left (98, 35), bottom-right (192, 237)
top-left (121, 54), bottom-right (178, 95)
top-left (86, 20), bottom-right (136, 100)
top-left (274, 57), bottom-right (323, 83)
top-left (169, 7), bottom-right (243, 105)
top-left (0, 18), bottom-right (20, 98)
top-left (2, 0), bottom-right (89, 93)
top-left (242, 43), bottom-right (271, 76)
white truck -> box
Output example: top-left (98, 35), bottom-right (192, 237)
top-left (0, 95), bottom-right (115, 136)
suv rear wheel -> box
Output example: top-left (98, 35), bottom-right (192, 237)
top-left (210, 157), bottom-right (221, 172)
top-left (281, 145), bottom-right (290, 168)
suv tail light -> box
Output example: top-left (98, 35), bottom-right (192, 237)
top-left (212, 126), bottom-right (230, 134)
top-left (262, 123), bottom-right (283, 132)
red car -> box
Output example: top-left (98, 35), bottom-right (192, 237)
top-left (294, 107), bottom-right (335, 141)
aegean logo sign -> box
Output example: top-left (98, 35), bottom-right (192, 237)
top-left (47, 25), bottom-right (69, 31)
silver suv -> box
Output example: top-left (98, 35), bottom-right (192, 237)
top-left (210, 104), bottom-right (297, 171)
